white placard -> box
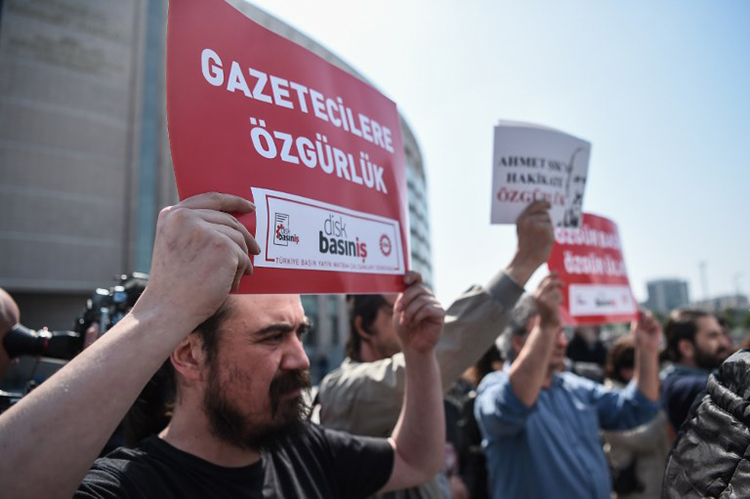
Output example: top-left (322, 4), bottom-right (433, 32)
top-left (568, 284), bottom-right (637, 317)
top-left (252, 188), bottom-right (405, 275)
top-left (491, 121), bottom-right (591, 227)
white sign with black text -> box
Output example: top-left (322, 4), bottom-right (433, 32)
top-left (491, 121), bottom-right (591, 228)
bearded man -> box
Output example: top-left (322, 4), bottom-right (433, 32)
top-left (661, 309), bottom-right (733, 433)
top-left (0, 193), bottom-right (446, 499)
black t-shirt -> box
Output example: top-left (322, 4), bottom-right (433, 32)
top-left (76, 423), bottom-right (394, 498)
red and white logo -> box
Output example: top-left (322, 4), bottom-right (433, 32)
top-left (379, 234), bottom-right (392, 257)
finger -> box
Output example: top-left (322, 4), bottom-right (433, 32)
top-left (541, 278), bottom-right (564, 292)
top-left (526, 211), bottom-right (553, 224)
top-left (538, 275), bottom-right (563, 294)
top-left (209, 225), bottom-right (254, 287)
top-left (411, 301), bottom-right (445, 327)
top-left (543, 288), bottom-right (564, 306)
top-left (403, 270), bottom-right (421, 287)
top-left (393, 294), bottom-right (404, 315)
top-left (402, 294), bottom-right (441, 326)
top-left (239, 248), bottom-right (253, 276)
top-left (539, 273), bottom-right (555, 286)
top-left (207, 221), bottom-right (260, 262)
top-left (548, 277), bottom-right (565, 289)
top-left (231, 251), bottom-right (252, 291)
top-left (178, 192), bottom-right (256, 213)
top-left (629, 318), bottom-right (639, 333)
top-left (535, 275), bottom-right (555, 297)
top-left (397, 284), bottom-right (433, 313)
top-left (517, 200), bottom-right (552, 221)
top-left (193, 209), bottom-right (260, 255)
top-left (634, 310), bottom-right (654, 332)
top-left (211, 223), bottom-right (250, 257)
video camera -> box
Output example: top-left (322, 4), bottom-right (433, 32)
top-left (72, 272), bottom-right (149, 340)
top-left (2, 273), bottom-right (149, 361)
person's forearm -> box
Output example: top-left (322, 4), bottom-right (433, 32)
top-left (436, 275), bottom-right (523, 391)
top-left (634, 346), bottom-right (660, 402)
top-left (0, 305), bottom-right (192, 499)
top-left (509, 324), bottom-right (557, 407)
top-left (504, 252), bottom-right (542, 288)
top-left (386, 348), bottom-right (444, 489)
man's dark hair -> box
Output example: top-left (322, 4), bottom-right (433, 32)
top-left (664, 309), bottom-right (711, 363)
top-left (464, 344), bottom-right (504, 387)
top-left (345, 294), bottom-right (388, 362)
top-left (605, 335), bottom-right (635, 384)
top-left (123, 300), bottom-right (234, 444)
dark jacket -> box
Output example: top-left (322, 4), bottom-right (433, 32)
top-left (662, 349), bottom-right (750, 498)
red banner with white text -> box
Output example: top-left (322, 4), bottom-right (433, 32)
top-left (548, 213), bottom-right (638, 325)
top-left (166, 0), bottom-right (409, 294)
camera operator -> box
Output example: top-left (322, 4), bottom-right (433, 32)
top-left (1, 274), bottom-right (148, 362)
top-left (0, 276), bottom-right (148, 417)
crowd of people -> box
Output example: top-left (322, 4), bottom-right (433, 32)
top-left (0, 193), bottom-right (747, 498)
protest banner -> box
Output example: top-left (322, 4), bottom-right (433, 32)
top-left (491, 121), bottom-right (591, 228)
top-left (166, 0), bottom-right (409, 293)
top-left (548, 213), bottom-right (638, 325)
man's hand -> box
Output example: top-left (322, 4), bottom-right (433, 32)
top-left (136, 192), bottom-right (260, 330)
top-left (393, 271), bottom-right (445, 355)
top-left (534, 273), bottom-right (564, 328)
top-left (0, 193), bottom-right (262, 499)
top-left (381, 271), bottom-right (446, 492)
top-left (508, 273), bottom-right (565, 407)
top-left (632, 310), bottom-right (662, 355)
top-left (632, 310), bottom-right (662, 402)
top-left (506, 201), bottom-right (555, 286)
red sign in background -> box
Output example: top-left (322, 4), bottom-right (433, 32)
top-left (548, 213), bottom-right (638, 325)
top-left (167, 0), bottom-right (409, 293)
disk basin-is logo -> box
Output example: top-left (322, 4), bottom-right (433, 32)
top-left (273, 213), bottom-right (299, 246)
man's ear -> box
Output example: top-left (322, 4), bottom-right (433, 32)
top-left (678, 338), bottom-right (695, 362)
top-left (170, 333), bottom-right (208, 383)
top-left (511, 334), bottom-right (526, 355)
top-left (354, 316), bottom-right (373, 342)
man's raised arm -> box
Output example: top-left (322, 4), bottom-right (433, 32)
top-left (379, 272), bottom-right (446, 492)
top-left (632, 311), bottom-right (662, 403)
top-left (508, 274), bottom-right (564, 407)
top-left (436, 200), bottom-right (555, 388)
top-left (0, 193), bottom-right (259, 499)
top-left (317, 201), bottom-right (555, 443)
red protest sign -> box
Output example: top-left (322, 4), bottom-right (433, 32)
top-left (166, 0), bottom-right (409, 294)
top-left (548, 213), bottom-right (638, 325)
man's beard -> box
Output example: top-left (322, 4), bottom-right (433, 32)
top-left (379, 338), bottom-right (402, 360)
top-left (694, 345), bottom-right (730, 370)
top-left (203, 366), bottom-right (312, 452)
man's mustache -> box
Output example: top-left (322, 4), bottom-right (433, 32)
top-left (269, 370), bottom-right (311, 417)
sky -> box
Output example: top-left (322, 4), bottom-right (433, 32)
top-left (243, 0), bottom-right (750, 306)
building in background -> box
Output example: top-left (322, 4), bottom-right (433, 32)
top-left (0, 0), bottom-right (172, 333)
top-left (0, 0), bottom-right (431, 385)
top-left (644, 278), bottom-right (690, 313)
top-left (692, 294), bottom-right (749, 314)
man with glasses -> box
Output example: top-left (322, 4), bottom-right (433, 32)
top-left (475, 276), bottom-right (662, 499)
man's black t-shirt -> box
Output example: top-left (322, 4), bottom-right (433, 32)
top-left (76, 423), bottom-right (394, 498)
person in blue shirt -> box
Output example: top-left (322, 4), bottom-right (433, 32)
top-left (475, 274), bottom-right (662, 499)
